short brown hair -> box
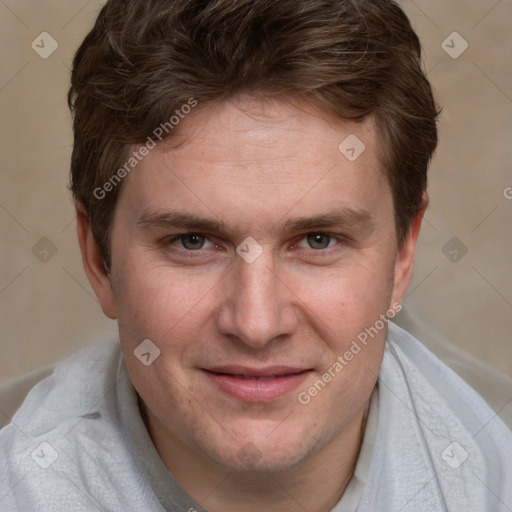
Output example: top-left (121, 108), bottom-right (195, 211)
top-left (68, 0), bottom-right (439, 266)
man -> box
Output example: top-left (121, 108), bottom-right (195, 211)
top-left (1, 0), bottom-right (511, 510)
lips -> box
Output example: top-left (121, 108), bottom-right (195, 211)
top-left (202, 366), bottom-right (312, 402)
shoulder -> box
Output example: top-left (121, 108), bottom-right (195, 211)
top-left (3, 339), bottom-right (121, 435)
top-left (385, 321), bottom-right (511, 438)
top-left (365, 322), bottom-right (512, 511)
top-left (393, 308), bottom-right (512, 427)
top-left (0, 340), bottom-right (161, 511)
top-left (0, 364), bottom-right (54, 429)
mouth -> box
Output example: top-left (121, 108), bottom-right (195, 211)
top-left (201, 366), bottom-right (313, 402)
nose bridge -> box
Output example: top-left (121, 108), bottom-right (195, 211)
top-left (217, 252), bottom-right (296, 348)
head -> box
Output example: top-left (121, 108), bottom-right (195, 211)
top-left (71, 0), bottom-right (438, 473)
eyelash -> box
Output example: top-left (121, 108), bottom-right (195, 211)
top-left (164, 232), bottom-right (346, 258)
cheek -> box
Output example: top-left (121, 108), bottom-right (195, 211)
top-left (291, 254), bottom-right (394, 328)
top-left (297, 267), bottom-right (390, 424)
top-left (291, 256), bottom-right (393, 395)
top-left (114, 259), bottom-right (217, 422)
top-left (112, 252), bottom-right (220, 342)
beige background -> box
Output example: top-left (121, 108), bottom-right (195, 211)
top-left (0, 0), bottom-right (511, 403)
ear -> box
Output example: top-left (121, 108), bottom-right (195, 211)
top-left (391, 194), bottom-right (428, 306)
top-left (76, 203), bottom-right (117, 319)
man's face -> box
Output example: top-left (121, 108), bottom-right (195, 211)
top-left (99, 96), bottom-right (413, 472)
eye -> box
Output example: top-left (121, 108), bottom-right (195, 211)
top-left (296, 233), bottom-right (339, 250)
top-left (169, 233), bottom-right (216, 251)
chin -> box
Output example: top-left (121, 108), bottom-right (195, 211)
top-left (220, 447), bottom-right (308, 474)
top-left (204, 423), bottom-right (324, 473)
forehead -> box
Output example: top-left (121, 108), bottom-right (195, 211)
top-left (115, 96), bottom-right (391, 231)
top-left (160, 95), bottom-right (379, 171)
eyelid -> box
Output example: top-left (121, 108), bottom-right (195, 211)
top-left (293, 232), bottom-right (345, 250)
top-left (163, 231), bottom-right (347, 256)
top-left (166, 233), bottom-right (217, 250)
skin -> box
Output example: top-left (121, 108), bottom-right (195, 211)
top-left (77, 95), bottom-right (424, 512)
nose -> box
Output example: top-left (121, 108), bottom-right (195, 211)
top-left (216, 250), bottom-right (298, 349)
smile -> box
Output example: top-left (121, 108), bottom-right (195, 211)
top-left (201, 366), bottom-right (313, 402)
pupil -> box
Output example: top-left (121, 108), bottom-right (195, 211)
top-left (308, 233), bottom-right (329, 249)
top-left (183, 234), bottom-right (204, 250)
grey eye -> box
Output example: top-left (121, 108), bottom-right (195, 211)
top-left (180, 234), bottom-right (206, 250)
top-left (307, 233), bottom-right (332, 249)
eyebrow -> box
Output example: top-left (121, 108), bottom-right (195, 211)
top-left (281, 208), bottom-right (375, 234)
top-left (136, 207), bottom-right (375, 237)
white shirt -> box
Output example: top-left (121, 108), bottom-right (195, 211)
top-left (1, 322), bottom-right (511, 511)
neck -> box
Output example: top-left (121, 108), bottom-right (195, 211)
top-left (143, 400), bottom-right (370, 512)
